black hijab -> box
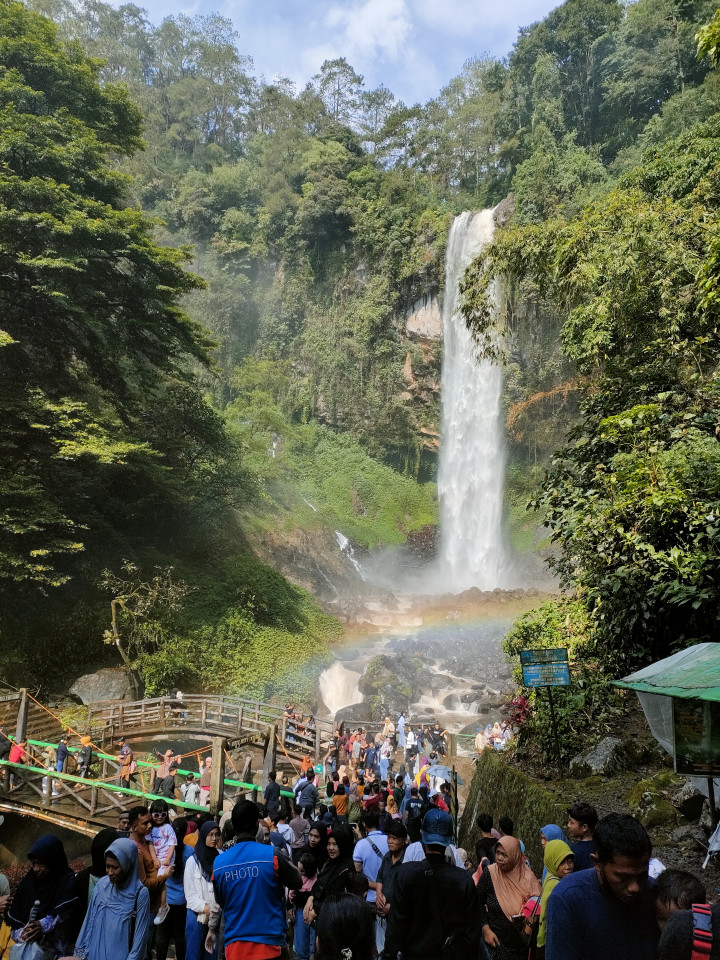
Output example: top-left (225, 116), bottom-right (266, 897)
top-left (315, 825), bottom-right (355, 901)
top-left (9, 835), bottom-right (77, 925)
top-left (193, 820), bottom-right (219, 881)
top-left (306, 821), bottom-right (328, 867)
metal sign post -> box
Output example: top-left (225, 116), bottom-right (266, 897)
top-left (520, 649), bottom-right (570, 772)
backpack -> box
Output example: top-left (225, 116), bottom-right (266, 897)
top-left (692, 904), bottom-right (712, 960)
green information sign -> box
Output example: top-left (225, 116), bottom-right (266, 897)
top-left (520, 648), bottom-right (570, 688)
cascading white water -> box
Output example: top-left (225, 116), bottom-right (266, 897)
top-left (318, 661), bottom-right (362, 714)
top-left (437, 208), bottom-right (510, 591)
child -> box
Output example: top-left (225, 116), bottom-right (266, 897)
top-left (290, 853), bottom-right (318, 960)
top-left (148, 798), bottom-right (176, 925)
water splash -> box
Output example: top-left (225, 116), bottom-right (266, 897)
top-left (319, 661), bottom-right (362, 714)
top-left (437, 208), bottom-right (511, 591)
top-left (335, 531), bottom-right (367, 581)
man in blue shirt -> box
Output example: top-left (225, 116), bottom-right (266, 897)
top-left (566, 800), bottom-right (598, 871)
top-left (354, 809), bottom-right (389, 952)
top-left (213, 799), bottom-right (301, 960)
top-left (546, 813), bottom-right (659, 960)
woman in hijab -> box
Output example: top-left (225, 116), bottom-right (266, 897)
top-left (184, 821), bottom-right (220, 960)
top-left (476, 835), bottom-right (541, 960)
top-left (303, 827), bottom-right (355, 926)
top-left (74, 837), bottom-right (150, 960)
top-left (539, 824), bottom-right (570, 882)
top-left (536, 839), bottom-right (574, 955)
top-left (75, 828), bottom-right (119, 922)
top-left (7, 835), bottom-right (78, 960)
top-left (305, 823), bottom-right (328, 867)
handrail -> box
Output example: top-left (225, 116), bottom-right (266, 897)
top-left (23, 739), bottom-right (297, 798)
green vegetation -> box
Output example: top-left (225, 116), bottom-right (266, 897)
top-left (5, 0), bottom-right (720, 714)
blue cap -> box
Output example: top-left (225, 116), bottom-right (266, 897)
top-left (421, 808), bottom-right (453, 847)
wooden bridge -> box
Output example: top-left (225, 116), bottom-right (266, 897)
top-left (0, 689), bottom-right (335, 835)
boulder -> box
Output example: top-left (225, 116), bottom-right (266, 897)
top-left (671, 823), bottom-right (706, 845)
top-left (635, 790), bottom-right (679, 830)
top-left (69, 667), bottom-right (134, 705)
top-left (671, 780), bottom-right (707, 821)
top-left (335, 702), bottom-right (373, 727)
top-left (570, 737), bottom-right (627, 778)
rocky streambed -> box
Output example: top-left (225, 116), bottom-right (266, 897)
top-left (317, 589), bottom-right (552, 733)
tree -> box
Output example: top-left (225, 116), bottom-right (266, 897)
top-left (0, 0), bottom-right (223, 587)
top-left (462, 115), bottom-right (720, 670)
top-left (312, 57), bottom-right (364, 127)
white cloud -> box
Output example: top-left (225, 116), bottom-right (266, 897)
top-left (324, 0), bottom-right (412, 61)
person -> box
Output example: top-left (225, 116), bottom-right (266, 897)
top-left (545, 813), bottom-right (660, 960)
top-left (353, 810), bottom-right (389, 947)
top-left (73, 836), bottom-right (151, 960)
top-left (430, 723), bottom-right (447, 757)
top-left (304, 827), bottom-right (355, 925)
top-left (296, 774), bottom-right (319, 819)
top-left (331, 781), bottom-right (347, 821)
top-left (184, 820), bottom-right (220, 960)
top-left (7, 835), bottom-right (79, 960)
top-left (475, 727), bottom-right (488, 753)
top-left (117, 811), bottom-right (131, 837)
top-left (566, 801), bottom-right (597, 871)
top-left (405, 726), bottom-right (417, 776)
top-left (213, 798), bottom-right (302, 959)
top-left (149, 798), bottom-right (176, 925)
top-left (475, 813), bottom-right (498, 871)
top-left (316, 892), bottom-right (375, 960)
top-left (198, 756), bottom-right (212, 806)
top-left (156, 817), bottom-right (189, 960)
top-left (75, 828), bottom-right (119, 923)
top-left (383, 808), bottom-right (480, 960)
top-left (289, 806), bottom-right (310, 863)
top-left (654, 868), bottom-right (706, 930)
top-left (306, 821), bottom-right (329, 868)
top-left (264, 771), bottom-right (281, 817)
top-left (76, 737), bottom-right (93, 779)
top-left (117, 737), bottom-right (134, 789)
top-left (8, 737), bottom-right (31, 786)
top-left (347, 782), bottom-right (363, 827)
top-left (659, 902), bottom-right (720, 959)
top-left (154, 749), bottom-right (181, 798)
top-left (403, 786), bottom-right (423, 825)
top-left (128, 805), bottom-right (166, 914)
top-left (539, 824), bottom-right (570, 881)
top-left (375, 820), bottom-right (407, 949)
top-left (55, 734), bottom-right (70, 775)
top-left (397, 713), bottom-right (406, 750)
top-left (476, 835), bottom-right (541, 960)
top-left (537, 839), bottom-right (574, 953)
top-left (378, 739), bottom-right (392, 783)
top-left (289, 852), bottom-right (318, 960)
top-left (181, 773), bottom-right (201, 806)
top-left (0, 725), bottom-right (11, 766)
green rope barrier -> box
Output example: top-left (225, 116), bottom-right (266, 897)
top-left (24, 738), bottom-right (296, 798)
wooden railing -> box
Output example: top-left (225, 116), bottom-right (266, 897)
top-left (89, 694), bottom-right (335, 764)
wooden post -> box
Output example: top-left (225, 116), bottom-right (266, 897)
top-left (262, 725), bottom-right (276, 789)
top-left (238, 705), bottom-right (244, 735)
top-left (281, 716), bottom-right (287, 747)
top-left (209, 737), bottom-right (225, 816)
top-left (202, 701), bottom-right (207, 730)
top-left (241, 756), bottom-right (252, 784)
top-left (315, 724), bottom-right (322, 765)
top-left (15, 688), bottom-right (28, 743)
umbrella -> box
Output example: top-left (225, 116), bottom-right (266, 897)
top-left (426, 764), bottom-right (464, 785)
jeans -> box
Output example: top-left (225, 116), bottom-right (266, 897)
top-left (185, 911), bottom-right (217, 960)
top-left (294, 911), bottom-right (315, 960)
top-left (398, 730), bottom-right (405, 748)
top-left (379, 758), bottom-right (389, 781)
top-left (156, 903), bottom-right (187, 960)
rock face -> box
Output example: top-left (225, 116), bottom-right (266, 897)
top-left (70, 667), bottom-right (134, 704)
top-left (671, 779), bottom-right (706, 821)
top-left (493, 194), bottom-right (516, 228)
top-left (569, 737), bottom-right (628, 778)
top-left (358, 655), bottom-right (419, 721)
top-left (405, 295), bottom-right (442, 341)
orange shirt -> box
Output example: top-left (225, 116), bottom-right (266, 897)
top-left (332, 792), bottom-right (348, 816)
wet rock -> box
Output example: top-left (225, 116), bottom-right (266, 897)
top-left (335, 702), bottom-right (374, 726)
top-left (671, 780), bottom-right (707, 821)
top-left (70, 667), bottom-right (134, 704)
top-left (493, 194), bottom-right (516, 228)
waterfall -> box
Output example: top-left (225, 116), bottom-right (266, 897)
top-left (319, 661), bottom-right (362, 715)
top-left (437, 208), bottom-right (510, 591)
top-left (335, 531), bottom-right (367, 580)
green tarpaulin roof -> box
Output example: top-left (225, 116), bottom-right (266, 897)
top-left (614, 643), bottom-right (720, 702)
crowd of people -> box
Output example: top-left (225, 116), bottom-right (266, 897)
top-left (2, 715), bottom-right (718, 959)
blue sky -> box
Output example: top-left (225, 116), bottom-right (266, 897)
top-left (129, 0), bottom-right (560, 104)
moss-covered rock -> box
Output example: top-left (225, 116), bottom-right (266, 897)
top-left (459, 749), bottom-right (564, 871)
